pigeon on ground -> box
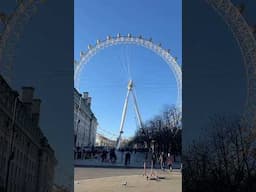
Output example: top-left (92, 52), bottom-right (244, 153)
top-left (122, 181), bottom-right (127, 186)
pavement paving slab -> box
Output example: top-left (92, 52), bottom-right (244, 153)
top-left (75, 170), bottom-right (181, 192)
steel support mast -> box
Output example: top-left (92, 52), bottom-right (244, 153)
top-left (116, 80), bottom-right (143, 149)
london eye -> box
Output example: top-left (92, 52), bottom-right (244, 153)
top-left (74, 33), bottom-right (182, 148)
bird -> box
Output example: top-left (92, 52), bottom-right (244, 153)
top-left (122, 181), bottom-right (127, 186)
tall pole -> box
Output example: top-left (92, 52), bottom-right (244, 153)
top-left (116, 80), bottom-right (145, 149)
top-left (131, 90), bottom-right (143, 129)
top-left (116, 80), bottom-right (132, 149)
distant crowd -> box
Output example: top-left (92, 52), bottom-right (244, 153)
top-left (74, 146), bottom-right (176, 170)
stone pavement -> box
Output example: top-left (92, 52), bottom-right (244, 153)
top-left (75, 170), bottom-right (181, 192)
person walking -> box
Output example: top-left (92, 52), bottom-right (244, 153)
top-left (121, 148), bottom-right (124, 163)
top-left (110, 148), bottom-right (117, 163)
top-left (167, 153), bottom-right (174, 171)
top-left (143, 150), bottom-right (148, 176)
top-left (159, 152), bottom-right (165, 170)
top-left (152, 152), bottom-right (157, 168)
top-left (163, 152), bottom-right (167, 169)
top-left (150, 151), bottom-right (158, 177)
top-left (127, 151), bottom-right (131, 165)
top-left (124, 151), bottom-right (129, 166)
top-left (101, 150), bottom-right (107, 162)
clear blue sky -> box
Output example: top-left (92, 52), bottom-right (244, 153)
top-left (74, 0), bottom-right (181, 139)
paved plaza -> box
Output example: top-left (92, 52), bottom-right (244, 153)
top-left (75, 167), bottom-right (181, 192)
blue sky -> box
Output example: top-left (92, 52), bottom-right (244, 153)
top-left (74, 0), bottom-right (181, 139)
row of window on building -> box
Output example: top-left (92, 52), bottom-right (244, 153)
top-left (0, 75), bottom-right (57, 192)
top-left (74, 88), bottom-right (98, 148)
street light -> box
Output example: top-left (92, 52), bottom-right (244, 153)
top-left (140, 128), bottom-right (149, 176)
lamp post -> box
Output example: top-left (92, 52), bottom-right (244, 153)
top-left (150, 139), bottom-right (157, 177)
top-left (143, 140), bottom-right (148, 176)
top-left (140, 128), bottom-right (148, 176)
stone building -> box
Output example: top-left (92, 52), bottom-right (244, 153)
top-left (95, 133), bottom-right (116, 148)
top-left (74, 88), bottom-right (98, 147)
top-left (0, 75), bottom-right (57, 192)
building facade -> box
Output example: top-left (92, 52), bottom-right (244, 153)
top-left (74, 88), bottom-right (98, 147)
top-left (95, 133), bottom-right (116, 148)
top-left (0, 75), bottom-right (57, 192)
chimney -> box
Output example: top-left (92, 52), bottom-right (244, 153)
top-left (21, 87), bottom-right (34, 103)
top-left (87, 97), bottom-right (91, 107)
top-left (21, 87), bottom-right (34, 113)
top-left (32, 98), bottom-right (41, 126)
top-left (83, 92), bottom-right (88, 99)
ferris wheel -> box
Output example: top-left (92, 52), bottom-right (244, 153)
top-left (0, 0), bottom-right (44, 84)
top-left (74, 33), bottom-right (182, 148)
top-left (205, 0), bottom-right (256, 128)
top-left (74, 33), bottom-right (182, 107)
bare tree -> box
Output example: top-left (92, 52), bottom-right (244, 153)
top-left (129, 105), bottom-right (182, 156)
top-left (183, 115), bottom-right (256, 192)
